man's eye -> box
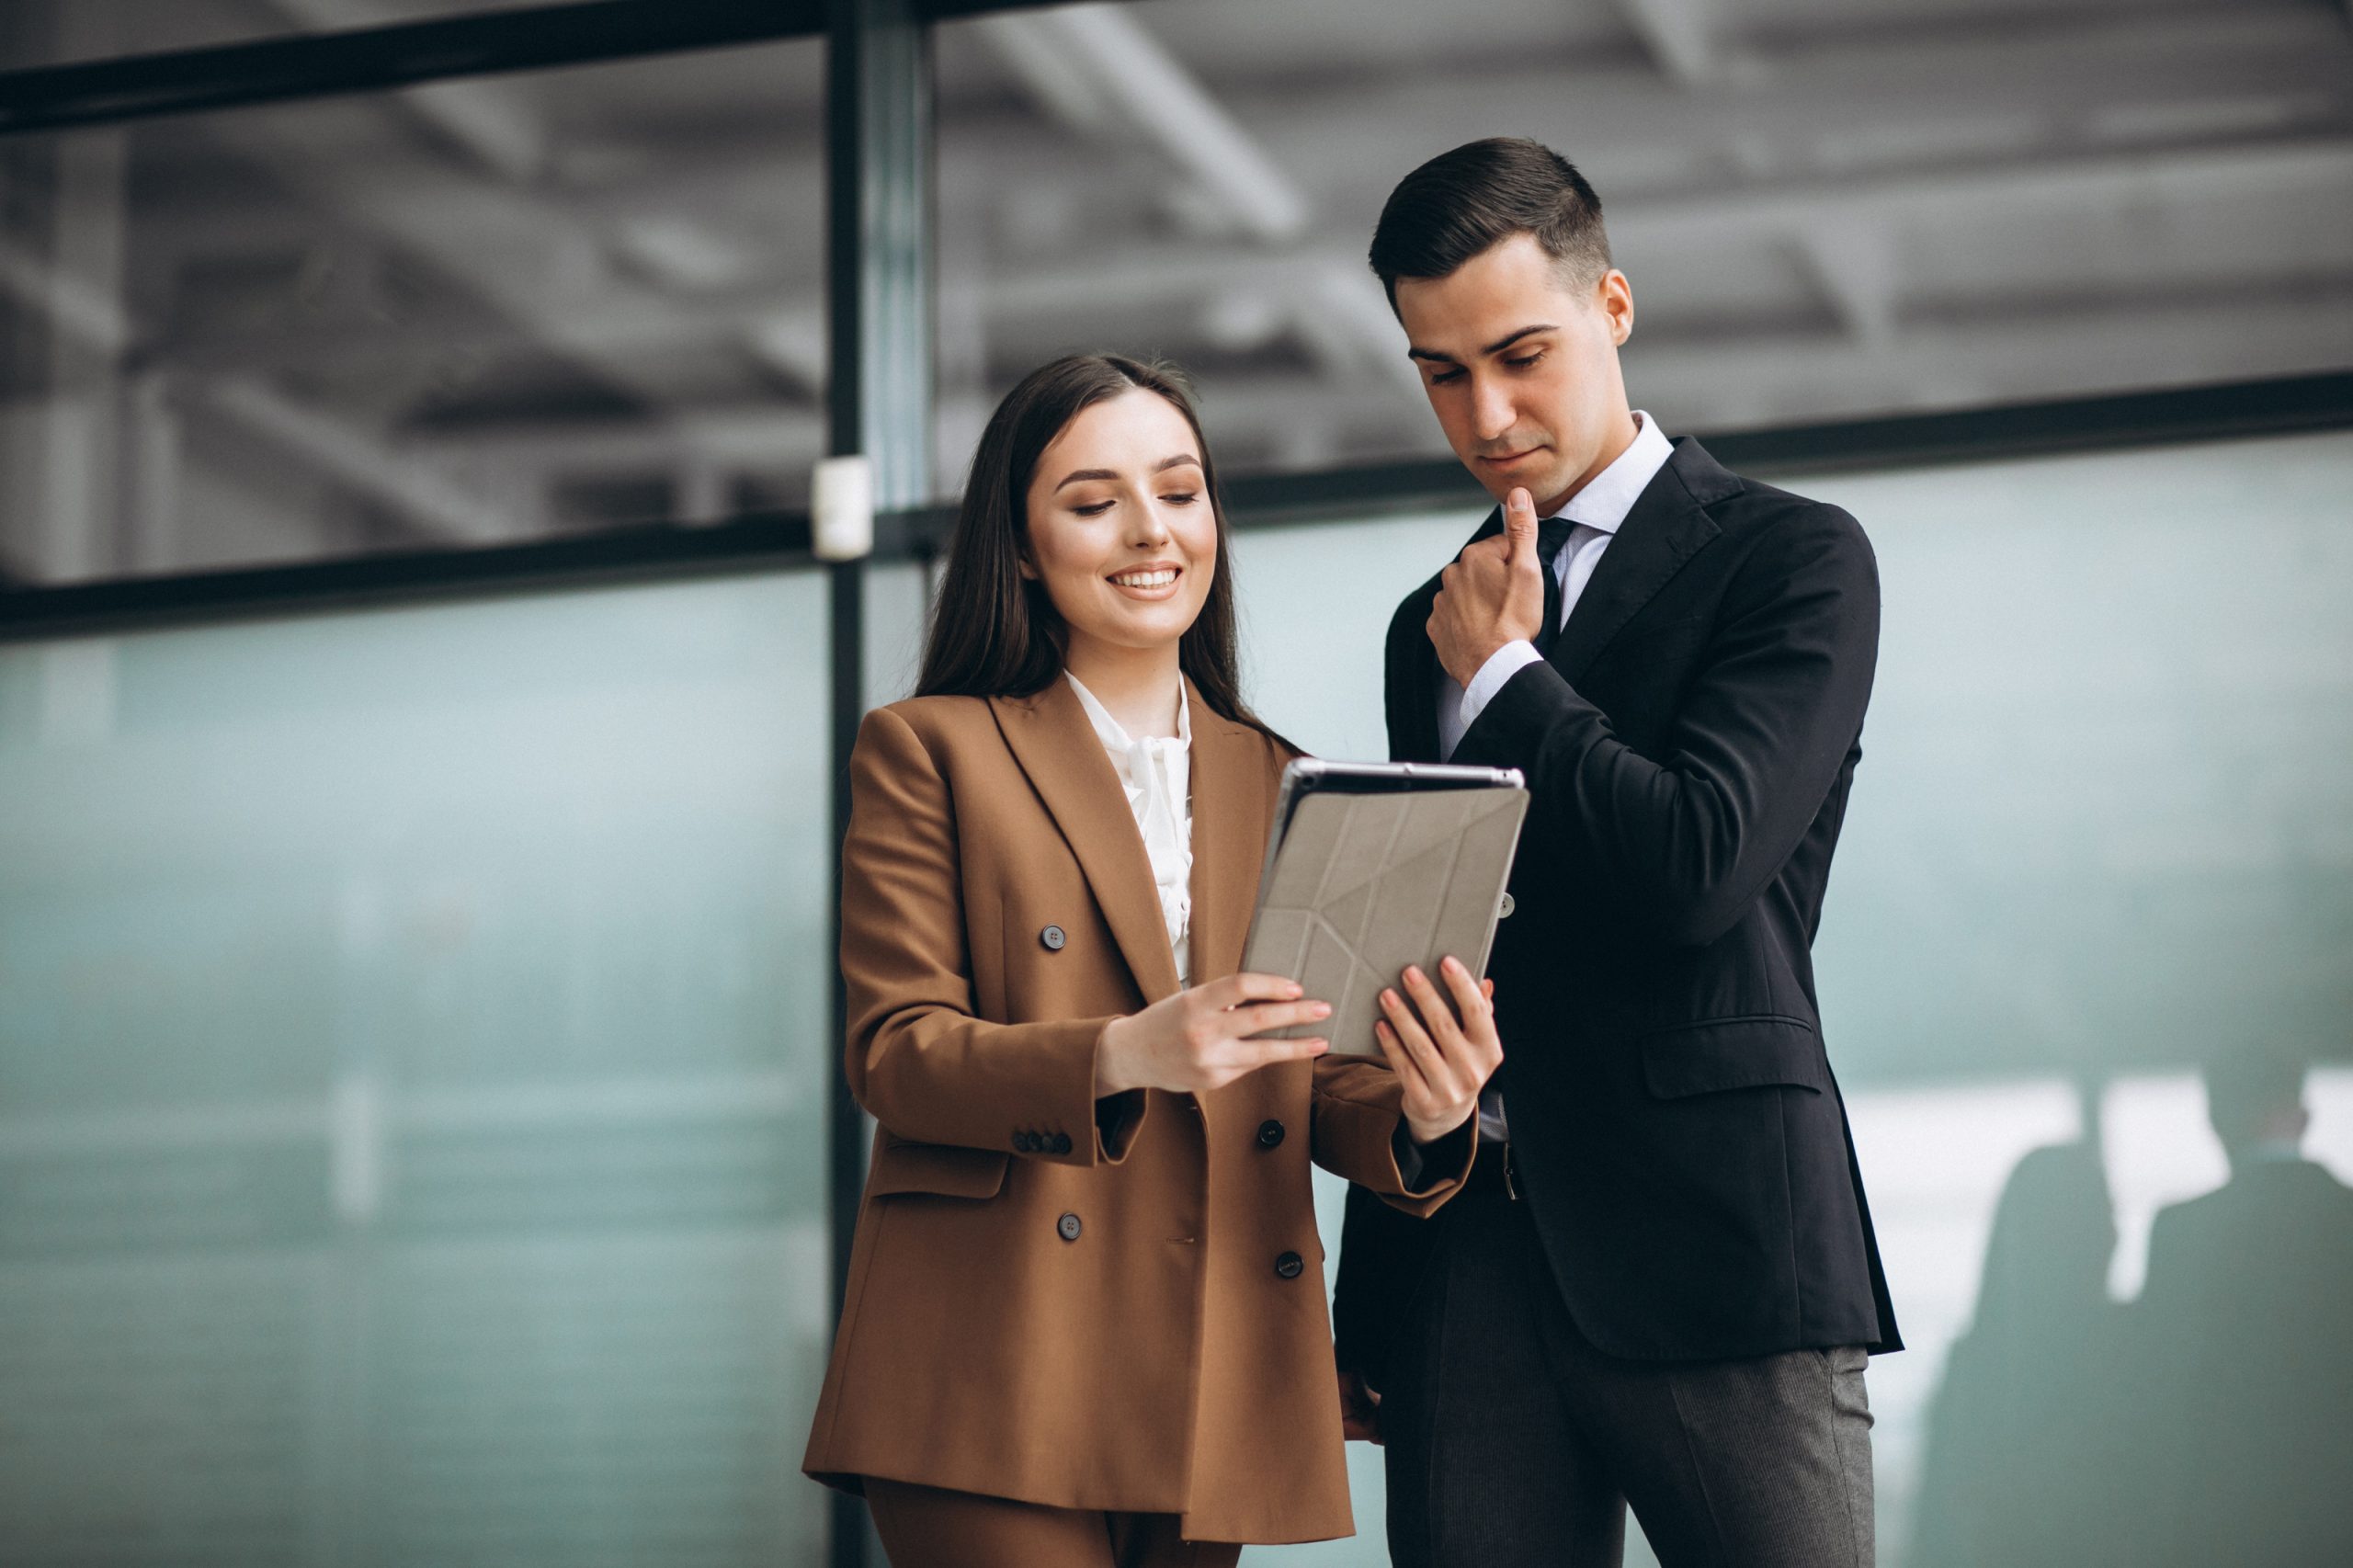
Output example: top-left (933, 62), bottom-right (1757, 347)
top-left (1506, 351), bottom-right (1546, 370)
top-left (1428, 369), bottom-right (1464, 385)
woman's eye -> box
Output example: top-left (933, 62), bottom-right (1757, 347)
top-left (1073, 500), bottom-right (1115, 517)
top-left (1161, 491), bottom-right (1199, 506)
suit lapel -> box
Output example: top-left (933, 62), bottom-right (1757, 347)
top-left (1184, 680), bottom-right (1268, 984)
top-left (1387, 575), bottom-right (1445, 764)
top-left (990, 681), bottom-right (1183, 1003)
top-left (1546, 438), bottom-right (1731, 684)
top-left (1389, 506), bottom-right (1501, 763)
top-left (1393, 438), bottom-right (1736, 747)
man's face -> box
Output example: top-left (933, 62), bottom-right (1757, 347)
top-left (1395, 232), bottom-right (1635, 516)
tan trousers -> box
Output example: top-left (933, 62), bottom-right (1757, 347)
top-left (865, 1478), bottom-right (1245, 1568)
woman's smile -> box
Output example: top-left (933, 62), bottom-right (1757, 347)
top-left (1108, 562), bottom-right (1184, 599)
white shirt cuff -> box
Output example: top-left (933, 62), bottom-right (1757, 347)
top-left (1456, 641), bottom-right (1543, 738)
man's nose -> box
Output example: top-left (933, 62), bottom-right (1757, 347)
top-left (1472, 374), bottom-right (1517, 443)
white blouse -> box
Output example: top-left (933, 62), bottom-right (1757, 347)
top-left (1066, 673), bottom-right (1193, 986)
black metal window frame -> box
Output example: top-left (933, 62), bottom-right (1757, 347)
top-left (2, 12), bottom-right (2351, 1568)
top-left (2, 367), bottom-right (2347, 642)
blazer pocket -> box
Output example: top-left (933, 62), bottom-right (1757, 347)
top-left (867, 1138), bottom-right (1011, 1200)
top-left (1641, 1015), bottom-right (1832, 1099)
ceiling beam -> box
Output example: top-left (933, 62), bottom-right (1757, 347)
top-left (263, 0), bottom-right (551, 181)
top-left (974, 4), bottom-right (1308, 242)
top-left (971, 4), bottom-right (1416, 395)
top-left (1609, 0), bottom-right (1721, 85)
top-left (201, 376), bottom-right (521, 542)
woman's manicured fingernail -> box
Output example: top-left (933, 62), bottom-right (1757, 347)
top-left (1381, 989), bottom-right (1399, 1008)
top-left (1442, 956), bottom-right (1463, 975)
top-left (1287, 983), bottom-right (1304, 997)
top-left (1312, 1003), bottom-right (1331, 1018)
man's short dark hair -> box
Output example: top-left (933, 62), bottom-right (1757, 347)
top-left (1369, 137), bottom-right (1612, 308)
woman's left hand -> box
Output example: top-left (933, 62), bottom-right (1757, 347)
top-left (1374, 959), bottom-right (1503, 1145)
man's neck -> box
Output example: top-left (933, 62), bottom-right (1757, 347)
top-left (1534, 406), bottom-right (1643, 517)
top-left (1065, 640), bottom-right (1184, 740)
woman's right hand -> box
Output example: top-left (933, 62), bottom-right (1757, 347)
top-left (1096, 972), bottom-right (1332, 1097)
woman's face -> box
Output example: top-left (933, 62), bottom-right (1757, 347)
top-left (1021, 387), bottom-right (1218, 662)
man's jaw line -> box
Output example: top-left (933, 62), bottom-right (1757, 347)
top-left (1470, 444), bottom-right (1579, 515)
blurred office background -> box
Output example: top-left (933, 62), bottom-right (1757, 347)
top-left (0, 2), bottom-right (2347, 1565)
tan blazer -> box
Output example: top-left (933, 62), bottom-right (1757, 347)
top-left (801, 676), bottom-right (1473, 1545)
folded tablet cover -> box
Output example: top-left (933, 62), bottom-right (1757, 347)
top-left (1242, 785), bottom-right (1529, 1057)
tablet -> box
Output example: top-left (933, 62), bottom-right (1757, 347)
top-left (1241, 759), bottom-right (1529, 1058)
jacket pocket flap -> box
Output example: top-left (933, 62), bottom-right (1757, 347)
top-left (868, 1140), bottom-right (1010, 1200)
top-left (1642, 1016), bottom-right (1831, 1098)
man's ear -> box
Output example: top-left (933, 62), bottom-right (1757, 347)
top-left (1600, 269), bottom-right (1634, 347)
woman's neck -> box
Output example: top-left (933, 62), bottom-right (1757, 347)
top-left (1065, 637), bottom-right (1184, 740)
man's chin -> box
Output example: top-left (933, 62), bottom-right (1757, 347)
top-left (1472, 460), bottom-right (1575, 511)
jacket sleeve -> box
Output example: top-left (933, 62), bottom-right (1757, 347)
top-left (842, 705), bottom-right (1146, 1166)
top-left (1308, 1056), bottom-right (1475, 1217)
top-left (1456, 505), bottom-right (1880, 948)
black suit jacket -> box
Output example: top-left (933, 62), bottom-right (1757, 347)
top-left (1336, 437), bottom-right (1902, 1374)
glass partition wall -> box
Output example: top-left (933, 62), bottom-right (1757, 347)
top-left (0, 34), bottom-right (827, 585)
top-left (0, 572), bottom-right (836, 1563)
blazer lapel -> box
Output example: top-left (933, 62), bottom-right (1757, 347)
top-left (990, 682), bottom-right (1183, 1004)
top-left (1183, 680), bottom-right (1270, 985)
top-left (1390, 507), bottom-right (1502, 763)
top-left (1546, 438), bottom-right (1732, 685)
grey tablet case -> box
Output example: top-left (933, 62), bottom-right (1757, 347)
top-left (1241, 760), bottom-right (1529, 1057)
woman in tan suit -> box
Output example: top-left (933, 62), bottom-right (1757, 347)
top-left (802, 354), bottom-right (1502, 1566)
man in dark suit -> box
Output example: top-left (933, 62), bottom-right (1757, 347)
top-left (1333, 138), bottom-right (1902, 1568)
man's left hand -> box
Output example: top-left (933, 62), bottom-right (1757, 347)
top-left (1375, 962), bottom-right (1502, 1146)
top-left (1427, 485), bottom-right (1544, 687)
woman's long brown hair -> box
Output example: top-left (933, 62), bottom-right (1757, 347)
top-left (915, 354), bottom-right (1276, 739)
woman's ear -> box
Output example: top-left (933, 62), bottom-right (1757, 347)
top-left (1017, 554), bottom-right (1040, 581)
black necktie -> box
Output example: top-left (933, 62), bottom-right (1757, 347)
top-left (1532, 516), bottom-right (1578, 657)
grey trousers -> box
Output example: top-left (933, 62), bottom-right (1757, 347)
top-left (1380, 1188), bottom-right (1876, 1568)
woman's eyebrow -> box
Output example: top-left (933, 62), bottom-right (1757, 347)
top-left (1052, 453), bottom-right (1201, 493)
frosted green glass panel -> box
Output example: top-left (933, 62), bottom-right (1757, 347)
top-left (1230, 430), bottom-right (2353, 1568)
top-left (0, 573), bottom-right (832, 1565)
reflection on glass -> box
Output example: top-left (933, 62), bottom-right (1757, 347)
top-left (1227, 430), bottom-right (2353, 1565)
top-left (0, 38), bottom-right (824, 585)
top-left (0, 573), bottom-right (833, 1563)
top-left (1914, 1058), bottom-right (2353, 1568)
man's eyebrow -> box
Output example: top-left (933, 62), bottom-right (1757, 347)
top-left (1052, 453), bottom-right (1201, 493)
top-left (1404, 323), bottom-right (1559, 365)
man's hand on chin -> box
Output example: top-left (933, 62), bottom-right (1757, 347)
top-left (1427, 485), bottom-right (1547, 687)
